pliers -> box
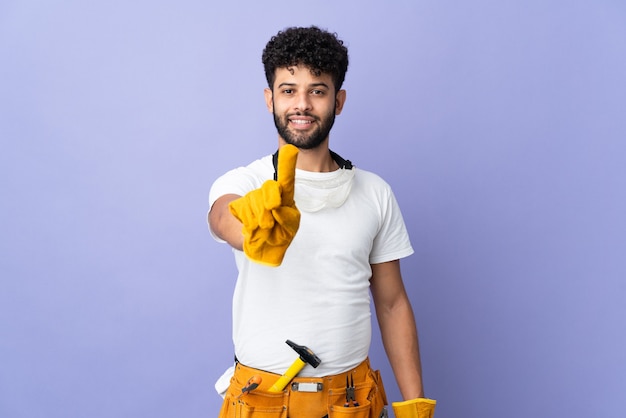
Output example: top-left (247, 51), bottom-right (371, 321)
top-left (344, 375), bottom-right (359, 407)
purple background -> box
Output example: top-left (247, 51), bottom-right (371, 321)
top-left (1, 1), bottom-right (625, 417)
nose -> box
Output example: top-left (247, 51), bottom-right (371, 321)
top-left (294, 91), bottom-right (312, 112)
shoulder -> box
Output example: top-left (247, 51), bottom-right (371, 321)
top-left (353, 167), bottom-right (394, 194)
top-left (209, 155), bottom-right (273, 206)
top-left (216, 155), bottom-right (273, 183)
top-left (234, 154), bottom-right (274, 177)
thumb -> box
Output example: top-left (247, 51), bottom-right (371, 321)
top-left (276, 144), bottom-right (299, 206)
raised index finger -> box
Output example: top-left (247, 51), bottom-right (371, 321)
top-left (276, 144), bottom-right (299, 206)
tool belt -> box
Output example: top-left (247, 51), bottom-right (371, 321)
top-left (218, 358), bottom-right (388, 418)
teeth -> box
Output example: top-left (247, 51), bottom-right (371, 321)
top-left (291, 119), bottom-right (311, 125)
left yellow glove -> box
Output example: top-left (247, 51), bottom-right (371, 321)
top-left (228, 144), bottom-right (300, 267)
top-left (392, 398), bottom-right (437, 418)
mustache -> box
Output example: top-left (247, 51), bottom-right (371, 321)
top-left (287, 111), bottom-right (318, 120)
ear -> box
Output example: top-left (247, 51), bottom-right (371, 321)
top-left (334, 89), bottom-right (347, 115)
top-left (264, 88), bottom-right (274, 113)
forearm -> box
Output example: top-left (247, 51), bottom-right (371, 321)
top-left (376, 297), bottom-right (425, 400)
top-left (208, 194), bottom-right (244, 251)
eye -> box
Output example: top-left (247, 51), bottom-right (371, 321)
top-left (311, 89), bottom-right (325, 95)
top-left (282, 89), bottom-right (294, 95)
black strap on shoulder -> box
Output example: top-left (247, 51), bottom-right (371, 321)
top-left (272, 149), bottom-right (353, 180)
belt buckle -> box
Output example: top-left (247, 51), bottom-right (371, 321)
top-left (291, 382), bottom-right (323, 392)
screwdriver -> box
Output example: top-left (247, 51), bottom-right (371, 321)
top-left (239, 375), bottom-right (262, 398)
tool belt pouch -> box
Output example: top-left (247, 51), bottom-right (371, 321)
top-left (328, 368), bottom-right (388, 418)
top-left (218, 361), bottom-right (387, 418)
top-left (218, 369), bottom-right (287, 418)
top-left (227, 391), bottom-right (287, 418)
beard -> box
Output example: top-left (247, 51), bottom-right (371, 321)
top-left (273, 105), bottom-right (336, 150)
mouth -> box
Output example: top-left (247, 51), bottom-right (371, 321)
top-left (288, 115), bottom-right (315, 130)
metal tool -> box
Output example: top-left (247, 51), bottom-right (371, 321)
top-left (344, 375), bottom-right (359, 407)
top-left (238, 375), bottom-right (262, 398)
top-left (268, 340), bottom-right (321, 392)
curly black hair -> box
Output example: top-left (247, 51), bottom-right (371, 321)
top-left (262, 26), bottom-right (349, 91)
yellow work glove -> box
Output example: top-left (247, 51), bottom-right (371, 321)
top-left (392, 398), bottom-right (437, 418)
top-left (228, 144), bottom-right (300, 267)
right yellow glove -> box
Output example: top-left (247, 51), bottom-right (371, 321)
top-left (392, 398), bottom-right (437, 418)
top-left (228, 144), bottom-right (300, 267)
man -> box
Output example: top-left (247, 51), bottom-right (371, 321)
top-left (208, 26), bottom-right (436, 418)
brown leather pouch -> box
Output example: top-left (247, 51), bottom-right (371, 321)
top-left (218, 359), bottom-right (388, 418)
top-left (327, 367), bottom-right (387, 418)
top-left (218, 364), bottom-right (288, 418)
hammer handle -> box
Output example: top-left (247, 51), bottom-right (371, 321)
top-left (268, 357), bottom-right (306, 392)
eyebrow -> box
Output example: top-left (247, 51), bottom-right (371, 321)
top-left (277, 82), bottom-right (331, 90)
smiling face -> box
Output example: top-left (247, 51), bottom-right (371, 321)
top-left (265, 65), bottom-right (346, 150)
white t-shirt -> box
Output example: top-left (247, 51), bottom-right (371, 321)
top-left (209, 154), bottom-right (413, 377)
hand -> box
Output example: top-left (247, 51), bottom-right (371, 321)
top-left (228, 144), bottom-right (300, 266)
top-left (392, 397), bottom-right (437, 418)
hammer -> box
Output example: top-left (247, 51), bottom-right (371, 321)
top-left (268, 340), bottom-right (322, 392)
